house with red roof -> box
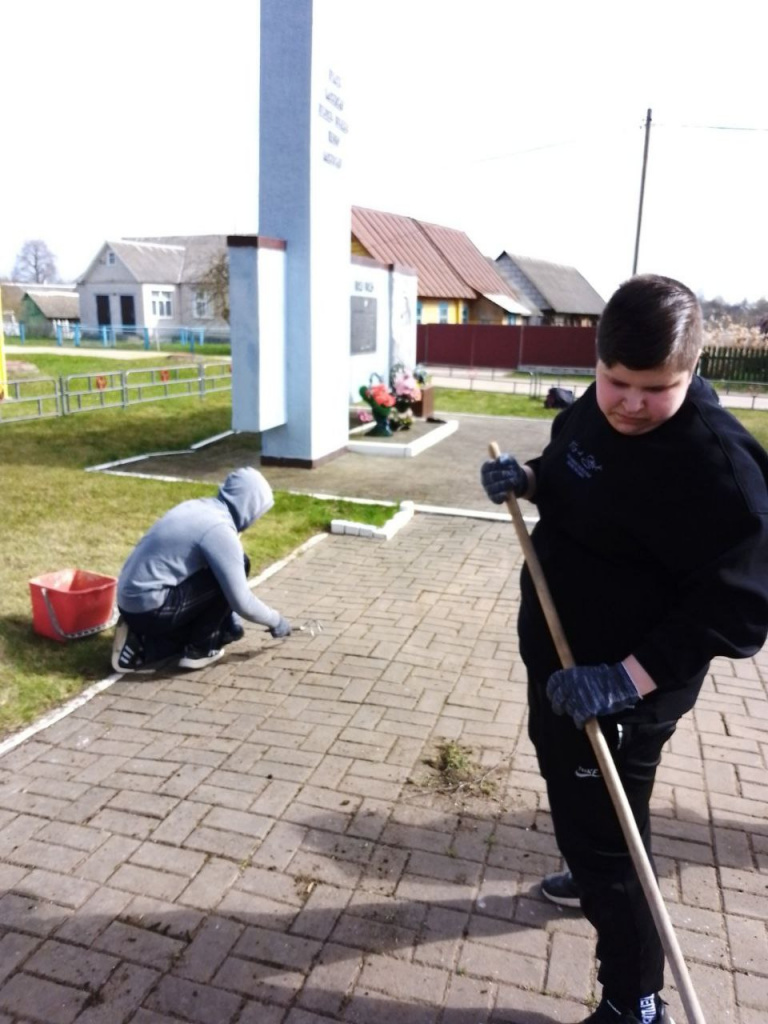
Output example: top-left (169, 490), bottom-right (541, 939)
top-left (351, 207), bottom-right (534, 325)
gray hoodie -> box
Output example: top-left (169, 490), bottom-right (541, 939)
top-left (117, 467), bottom-right (280, 627)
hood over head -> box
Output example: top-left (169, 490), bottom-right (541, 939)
top-left (218, 467), bottom-right (274, 531)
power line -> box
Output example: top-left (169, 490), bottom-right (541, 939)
top-left (675, 123), bottom-right (768, 132)
top-left (470, 120), bottom-right (768, 166)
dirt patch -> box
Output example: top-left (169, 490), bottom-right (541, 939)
top-left (6, 360), bottom-right (41, 378)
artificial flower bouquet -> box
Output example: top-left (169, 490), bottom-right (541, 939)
top-left (359, 364), bottom-right (428, 435)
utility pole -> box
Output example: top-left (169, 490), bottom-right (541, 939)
top-left (632, 108), bottom-right (652, 275)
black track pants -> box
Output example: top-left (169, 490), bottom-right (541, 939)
top-left (528, 674), bottom-right (677, 1005)
top-left (120, 554), bottom-right (251, 662)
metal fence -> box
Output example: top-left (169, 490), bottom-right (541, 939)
top-left (0, 361), bottom-right (232, 424)
top-left (10, 323), bottom-right (232, 349)
top-left (0, 376), bottom-right (61, 422)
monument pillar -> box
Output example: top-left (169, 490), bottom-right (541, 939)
top-left (231, 0), bottom-right (350, 467)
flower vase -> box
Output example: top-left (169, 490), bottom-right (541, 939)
top-left (369, 410), bottom-right (393, 436)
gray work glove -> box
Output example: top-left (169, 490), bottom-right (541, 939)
top-left (269, 615), bottom-right (292, 638)
top-left (481, 454), bottom-right (528, 504)
top-left (546, 662), bottom-right (640, 729)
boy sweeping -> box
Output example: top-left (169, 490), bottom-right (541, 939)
top-left (481, 275), bottom-right (768, 1023)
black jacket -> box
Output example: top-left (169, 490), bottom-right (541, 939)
top-left (519, 376), bottom-right (768, 721)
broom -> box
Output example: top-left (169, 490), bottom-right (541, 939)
top-left (488, 441), bottom-right (706, 1024)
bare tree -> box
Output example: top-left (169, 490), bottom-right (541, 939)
top-left (700, 294), bottom-right (768, 329)
top-left (199, 250), bottom-right (229, 322)
top-left (13, 239), bottom-right (59, 283)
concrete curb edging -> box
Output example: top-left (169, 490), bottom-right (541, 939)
top-left (331, 500), bottom-right (415, 540)
top-left (0, 675), bottom-right (122, 758)
top-left (85, 430), bottom-right (235, 473)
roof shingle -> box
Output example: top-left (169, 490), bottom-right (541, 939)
top-left (498, 252), bottom-right (605, 315)
top-left (352, 208), bottom-right (531, 313)
top-left (418, 221), bottom-right (521, 303)
top-left (24, 290), bottom-right (80, 319)
top-left (352, 207), bottom-right (474, 298)
top-left (106, 241), bottom-right (185, 283)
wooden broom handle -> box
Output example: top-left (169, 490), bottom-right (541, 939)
top-left (488, 441), bottom-right (706, 1024)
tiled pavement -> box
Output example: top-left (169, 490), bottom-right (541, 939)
top-left (2, 449), bottom-right (768, 1022)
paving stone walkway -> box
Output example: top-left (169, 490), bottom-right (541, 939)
top-left (1, 420), bottom-right (767, 1023)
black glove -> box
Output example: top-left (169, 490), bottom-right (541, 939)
top-left (481, 454), bottom-right (528, 504)
top-left (269, 615), bottom-right (292, 638)
top-left (546, 662), bottom-right (640, 729)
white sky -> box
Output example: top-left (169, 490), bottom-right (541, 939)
top-left (2, 0), bottom-right (767, 303)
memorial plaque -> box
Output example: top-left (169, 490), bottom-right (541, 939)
top-left (350, 295), bottom-right (377, 354)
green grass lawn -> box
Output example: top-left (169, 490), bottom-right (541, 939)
top-left (729, 409), bottom-right (768, 448)
top-left (1, 356), bottom-right (766, 737)
top-left (435, 388), bottom-right (561, 419)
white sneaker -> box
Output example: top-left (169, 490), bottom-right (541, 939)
top-left (178, 646), bottom-right (224, 670)
top-left (111, 618), bottom-right (154, 674)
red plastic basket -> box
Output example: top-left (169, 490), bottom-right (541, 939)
top-left (29, 568), bottom-right (118, 643)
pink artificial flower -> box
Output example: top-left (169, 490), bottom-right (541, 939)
top-left (368, 384), bottom-right (395, 407)
top-left (393, 372), bottom-right (421, 401)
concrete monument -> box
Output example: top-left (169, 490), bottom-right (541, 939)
top-left (228, 1), bottom-right (418, 466)
top-left (230, 0), bottom-right (350, 467)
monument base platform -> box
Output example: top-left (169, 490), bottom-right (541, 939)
top-left (347, 418), bottom-right (458, 458)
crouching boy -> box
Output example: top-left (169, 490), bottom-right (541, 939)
top-left (112, 467), bottom-right (291, 672)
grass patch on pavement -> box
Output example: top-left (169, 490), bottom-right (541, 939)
top-left (419, 739), bottom-right (502, 798)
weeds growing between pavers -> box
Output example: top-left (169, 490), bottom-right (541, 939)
top-left (417, 739), bottom-right (510, 799)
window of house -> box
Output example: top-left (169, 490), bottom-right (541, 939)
top-left (438, 302), bottom-right (449, 324)
top-left (194, 289), bottom-right (211, 319)
top-left (106, 250), bottom-right (116, 266)
top-left (416, 301), bottom-right (423, 324)
top-left (151, 290), bottom-right (173, 318)
top-left (461, 305), bottom-right (469, 324)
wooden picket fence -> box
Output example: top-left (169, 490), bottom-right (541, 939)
top-left (698, 346), bottom-right (768, 383)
